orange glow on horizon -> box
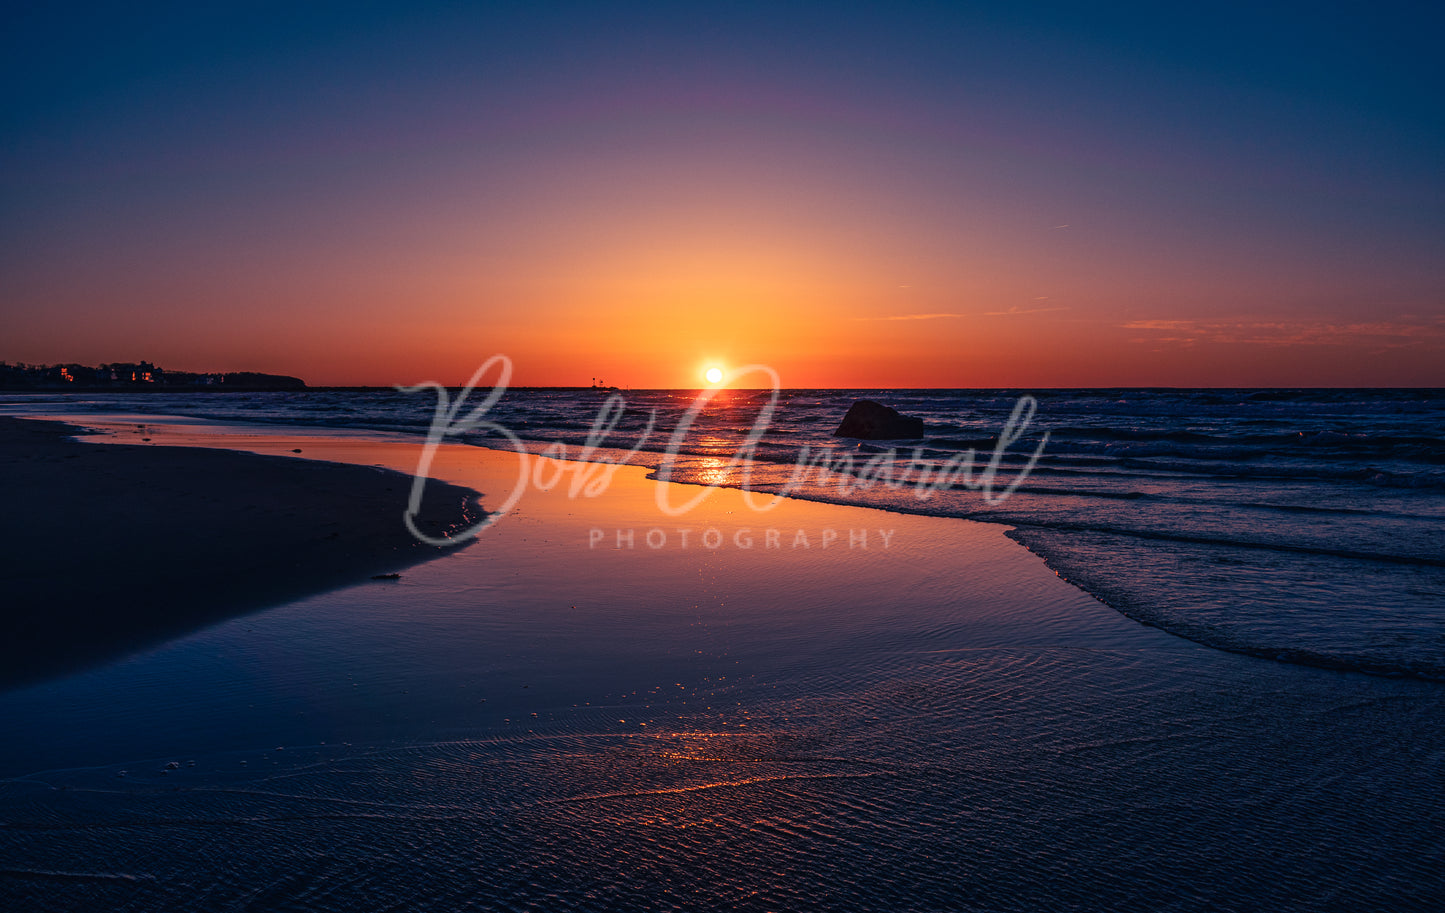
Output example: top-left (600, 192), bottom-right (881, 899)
top-left (4, 7), bottom-right (1441, 390)
top-left (6, 162), bottom-right (1442, 388)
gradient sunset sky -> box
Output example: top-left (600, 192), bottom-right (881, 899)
top-left (3, 1), bottom-right (1442, 387)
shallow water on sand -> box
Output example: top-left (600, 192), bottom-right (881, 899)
top-left (8, 387), bottom-right (1443, 680)
top-left (1, 422), bottom-right (1442, 911)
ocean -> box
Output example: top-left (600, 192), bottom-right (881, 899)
top-left (8, 386), bottom-right (1443, 680)
top-left (2, 387), bottom-right (1444, 910)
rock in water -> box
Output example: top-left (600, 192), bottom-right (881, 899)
top-left (833, 400), bottom-right (925, 440)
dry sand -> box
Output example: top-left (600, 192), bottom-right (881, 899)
top-left (0, 416), bottom-right (481, 688)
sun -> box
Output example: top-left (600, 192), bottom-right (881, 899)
top-left (704, 366), bottom-right (724, 385)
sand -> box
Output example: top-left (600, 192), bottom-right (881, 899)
top-left (1, 416), bottom-right (1441, 910)
top-left (0, 417), bottom-right (481, 688)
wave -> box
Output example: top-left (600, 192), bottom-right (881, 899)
top-left (647, 462), bottom-right (1445, 567)
top-left (1005, 527), bottom-right (1445, 683)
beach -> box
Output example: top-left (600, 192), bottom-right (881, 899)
top-left (1, 415), bottom-right (1442, 910)
top-left (0, 417), bottom-right (481, 689)
top-left (8, 1), bottom-right (1443, 908)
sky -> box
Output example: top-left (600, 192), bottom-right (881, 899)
top-left (3, 1), bottom-right (1443, 387)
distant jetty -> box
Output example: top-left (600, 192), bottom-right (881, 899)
top-left (0, 360), bottom-right (306, 391)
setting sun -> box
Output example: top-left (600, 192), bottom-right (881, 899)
top-left (704, 367), bottom-right (724, 385)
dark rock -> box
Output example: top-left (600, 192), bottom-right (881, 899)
top-left (833, 400), bottom-right (925, 440)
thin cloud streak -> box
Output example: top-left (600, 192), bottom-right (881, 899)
top-left (857, 306), bottom-right (1071, 321)
top-left (1122, 317), bottom-right (1445, 348)
top-left (980, 306), bottom-right (1070, 316)
top-left (854, 313), bottom-right (969, 321)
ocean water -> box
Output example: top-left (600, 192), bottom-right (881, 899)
top-left (1, 398), bottom-right (1443, 910)
top-left (7, 386), bottom-right (1443, 679)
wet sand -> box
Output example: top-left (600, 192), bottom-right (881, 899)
top-left (0, 417), bottom-right (1441, 911)
top-left (0, 417), bottom-right (481, 688)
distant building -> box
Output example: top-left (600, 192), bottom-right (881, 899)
top-left (0, 360), bottom-right (305, 390)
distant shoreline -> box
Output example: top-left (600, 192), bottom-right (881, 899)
top-left (0, 385), bottom-right (323, 393)
top-left (4, 384), bottom-right (1444, 393)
